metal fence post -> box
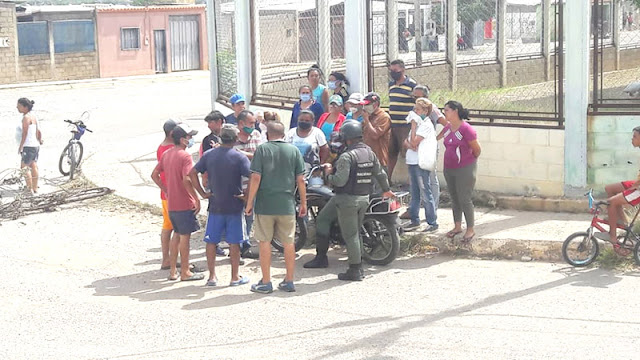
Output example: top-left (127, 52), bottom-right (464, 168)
top-left (234, 0), bottom-right (252, 101)
top-left (250, 0), bottom-right (261, 94)
top-left (497, 0), bottom-right (507, 87)
top-left (386, 0), bottom-right (399, 63)
top-left (564, 0), bottom-right (590, 194)
top-left (542, 0), bottom-right (551, 82)
top-left (345, 0), bottom-right (368, 93)
top-left (206, 0), bottom-right (219, 107)
top-left (447, 0), bottom-right (457, 90)
top-left (318, 0), bottom-right (331, 79)
top-left (613, 0), bottom-right (621, 70)
top-left (415, 0), bottom-right (422, 66)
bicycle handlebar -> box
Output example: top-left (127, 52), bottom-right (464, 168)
top-left (64, 119), bottom-right (92, 133)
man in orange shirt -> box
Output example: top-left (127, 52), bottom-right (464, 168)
top-left (361, 92), bottom-right (391, 172)
top-left (156, 119), bottom-right (178, 270)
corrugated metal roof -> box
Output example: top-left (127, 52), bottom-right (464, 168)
top-left (97, 5), bottom-right (205, 13)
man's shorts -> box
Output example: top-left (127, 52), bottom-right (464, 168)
top-left (168, 210), bottom-right (200, 235)
top-left (254, 214), bottom-right (296, 244)
top-left (204, 212), bottom-right (245, 245)
top-left (21, 146), bottom-right (39, 165)
top-left (389, 126), bottom-right (410, 159)
top-left (161, 200), bottom-right (173, 231)
top-left (622, 180), bottom-right (640, 206)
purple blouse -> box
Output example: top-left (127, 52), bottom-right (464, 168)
top-left (442, 121), bottom-right (478, 169)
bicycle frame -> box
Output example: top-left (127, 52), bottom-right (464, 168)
top-left (586, 189), bottom-right (640, 250)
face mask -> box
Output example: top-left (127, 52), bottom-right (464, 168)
top-left (243, 126), bottom-right (254, 135)
top-left (390, 70), bottom-right (403, 81)
top-left (327, 81), bottom-right (337, 90)
top-left (363, 104), bottom-right (375, 114)
top-left (298, 122), bottom-right (312, 130)
top-left (420, 114), bottom-right (427, 120)
top-left (187, 138), bottom-right (195, 148)
top-left (300, 94), bottom-right (311, 102)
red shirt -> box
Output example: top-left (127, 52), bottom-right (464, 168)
top-left (157, 143), bottom-right (174, 200)
top-left (156, 147), bottom-right (195, 211)
top-left (316, 112), bottom-right (346, 134)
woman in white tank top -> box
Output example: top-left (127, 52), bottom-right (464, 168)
top-left (17, 97), bottom-right (42, 194)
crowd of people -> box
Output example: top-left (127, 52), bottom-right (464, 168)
top-left (151, 58), bottom-right (485, 292)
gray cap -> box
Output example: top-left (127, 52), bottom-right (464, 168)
top-left (220, 123), bottom-right (239, 141)
top-left (163, 119), bottom-right (178, 134)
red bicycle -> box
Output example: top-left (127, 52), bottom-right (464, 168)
top-left (562, 189), bottom-right (640, 267)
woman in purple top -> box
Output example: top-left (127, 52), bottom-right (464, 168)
top-left (437, 101), bottom-right (482, 243)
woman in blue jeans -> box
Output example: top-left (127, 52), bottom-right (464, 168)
top-left (403, 98), bottom-right (438, 232)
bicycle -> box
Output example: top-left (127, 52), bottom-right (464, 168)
top-left (59, 116), bottom-right (92, 180)
top-left (562, 189), bottom-right (640, 267)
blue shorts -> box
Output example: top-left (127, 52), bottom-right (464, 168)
top-left (21, 146), bottom-right (39, 165)
top-left (204, 212), bottom-right (245, 245)
top-left (168, 210), bottom-right (200, 235)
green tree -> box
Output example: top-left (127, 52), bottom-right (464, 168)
top-left (458, 0), bottom-right (497, 49)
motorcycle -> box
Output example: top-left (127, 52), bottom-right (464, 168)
top-left (271, 165), bottom-right (408, 266)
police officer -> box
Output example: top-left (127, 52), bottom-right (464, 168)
top-left (304, 121), bottom-right (394, 281)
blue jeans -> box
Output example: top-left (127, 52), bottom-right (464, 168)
top-left (408, 165), bottom-right (438, 226)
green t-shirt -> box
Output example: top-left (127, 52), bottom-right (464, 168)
top-left (250, 140), bottom-right (305, 215)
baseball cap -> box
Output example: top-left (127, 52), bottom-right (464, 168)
top-left (361, 92), bottom-right (381, 105)
top-left (163, 119), bottom-right (178, 134)
top-left (329, 94), bottom-right (343, 106)
top-left (171, 123), bottom-right (198, 142)
top-left (230, 94), bottom-right (246, 105)
top-left (346, 93), bottom-right (364, 105)
top-left (220, 123), bottom-right (239, 141)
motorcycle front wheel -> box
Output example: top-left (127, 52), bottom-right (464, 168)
top-left (361, 215), bottom-right (399, 266)
top-left (271, 215), bottom-right (308, 253)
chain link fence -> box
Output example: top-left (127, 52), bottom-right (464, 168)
top-left (215, 0), bottom-right (238, 97)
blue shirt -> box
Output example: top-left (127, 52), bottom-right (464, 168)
top-left (312, 84), bottom-right (326, 103)
top-left (194, 146), bottom-right (250, 214)
top-left (345, 111), bottom-right (364, 123)
top-left (320, 121), bottom-right (335, 141)
top-left (225, 113), bottom-right (238, 125)
top-left (290, 101), bottom-right (325, 129)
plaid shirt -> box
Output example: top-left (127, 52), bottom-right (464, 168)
top-left (234, 129), bottom-right (264, 154)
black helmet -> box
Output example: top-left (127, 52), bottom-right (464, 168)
top-left (339, 120), bottom-right (363, 141)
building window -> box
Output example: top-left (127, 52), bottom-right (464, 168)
top-left (17, 22), bottom-right (50, 56)
top-left (53, 20), bottom-right (96, 53)
top-left (121, 28), bottom-right (141, 50)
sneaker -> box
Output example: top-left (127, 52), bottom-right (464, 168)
top-left (278, 280), bottom-right (296, 292)
top-left (250, 280), bottom-right (273, 294)
top-left (230, 275), bottom-right (250, 287)
top-left (423, 225), bottom-right (439, 233)
top-left (303, 255), bottom-right (329, 268)
top-left (216, 245), bottom-right (227, 256)
top-left (404, 222), bottom-right (420, 231)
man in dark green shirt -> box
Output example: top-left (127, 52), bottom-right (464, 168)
top-left (245, 121), bottom-right (307, 294)
top-left (304, 121), bottom-right (394, 281)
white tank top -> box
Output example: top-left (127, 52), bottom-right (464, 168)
top-left (22, 117), bottom-right (39, 148)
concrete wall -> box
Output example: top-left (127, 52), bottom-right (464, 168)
top-left (54, 52), bottom-right (99, 80)
top-left (0, 2), bottom-right (18, 84)
top-left (587, 115), bottom-right (638, 192)
top-left (17, 54), bottom-right (52, 82)
top-left (506, 57), bottom-right (546, 86)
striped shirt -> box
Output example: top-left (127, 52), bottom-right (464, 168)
top-left (388, 76), bottom-right (417, 127)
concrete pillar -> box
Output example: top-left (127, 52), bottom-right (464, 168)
top-left (206, 0), bottom-right (219, 107)
top-left (386, 0), bottom-right (399, 63)
top-left (345, 0), bottom-right (368, 93)
top-left (414, 0), bottom-right (422, 66)
top-left (234, 0), bottom-right (252, 100)
top-left (251, 0), bottom-right (262, 93)
top-left (318, 0), bottom-right (332, 79)
top-left (613, 0), bottom-right (621, 70)
top-left (447, 0), bottom-right (457, 90)
top-left (497, 0), bottom-right (507, 87)
top-left (542, 0), bottom-right (551, 81)
top-left (47, 21), bottom-right (55, 79)
top-left (564, 0), bottom-right (590, 194)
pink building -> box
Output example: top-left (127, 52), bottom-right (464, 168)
top-left (96, 5), bottom-right (208, 78)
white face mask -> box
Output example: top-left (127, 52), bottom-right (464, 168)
top-left (363, 104), bottom-right (375, 114)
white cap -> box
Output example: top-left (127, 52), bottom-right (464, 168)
top-left (346, 93), bottom-right (364, 105)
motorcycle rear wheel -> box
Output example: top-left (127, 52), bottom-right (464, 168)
top-left (361, 215), bottom-right (399, 266)
top-left (271, 215), bottom-right (308, 253)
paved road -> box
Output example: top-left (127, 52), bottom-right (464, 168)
top-left (1, 201), bottom-right (639, 360)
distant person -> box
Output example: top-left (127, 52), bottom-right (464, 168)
top-left (316, 95), bottom-right (346, 142)
top-left (190, 124), bottom-right (251, 287)
top-left (345, 93), bottom-right (365, 123)
top-left (308, 65), bottom-right (330, 111)
top-left (156, 119), bottom-right (179, 270)
top-left (17, 97), bottom-right (42, 195)
top-left (437, 101), bottom-right (481, 244)
top-left (258, 110), bottom-right (282, 142)
top-left (225, 94), bottom-right (246, 125)
top-left (286, 110), bottom-right (330, 167)
top-left (361, 92), bottom-right (391, 172)
top-left (387, 59), bottom-right (417, 182)
top-left (151, 123), bottom-right (205, 282)
top-left (290, 85), bottom-right (324, 129)
top-left (623, 12), bottom-right (628, 29)
top-left (327, 72), bottom-right (350, 104)
top-left (246, 121), bottom-right (307, 294)
top-left (628, 12), bottom-right (634, 30)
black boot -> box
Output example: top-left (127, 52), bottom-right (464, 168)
top-left (304, 234), bottom-right (329, 268)
top-left (338, 264), bottom-right (364, 281)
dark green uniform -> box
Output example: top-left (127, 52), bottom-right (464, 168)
top-left (315, 142), bottom-right (391, 265)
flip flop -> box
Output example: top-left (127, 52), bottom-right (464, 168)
top-left (229, 275), bottom-right (250, 287)
top-left (446, 230), bottom-right (462, 239)
top-left (160, 263), bottom-right (184, 271)
top-left (168, 274), bottom-right (179, 281)
top-left (461, 234), bottom-right (475, 243)
top-left (206, 277), bottom-right (218, 286)
top-left (180, 273), bottom-right (205, 282)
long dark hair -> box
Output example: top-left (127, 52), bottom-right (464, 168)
top-left (444, 100), bottom-right (470, 120)
top-left (330, 72), bottom-right (350, 86)
top-left (18, 97), bottom-right (35, 112)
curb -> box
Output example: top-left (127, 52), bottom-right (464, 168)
top-left (495, 195), bottom-right (588, 214)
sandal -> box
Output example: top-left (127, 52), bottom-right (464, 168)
top-left (614, 243), bottom-right (631, 257)
top-left (446, 230), bottom-right (462, 239)
top-left (461, 233), bottom-right (475, 244)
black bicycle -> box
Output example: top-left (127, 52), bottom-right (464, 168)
top-left (59, 118), bottom-right (92, 180)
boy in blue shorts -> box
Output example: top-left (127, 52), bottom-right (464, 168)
top-left (189, 124), bottom-right (250, 286)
